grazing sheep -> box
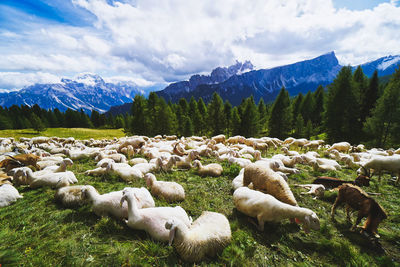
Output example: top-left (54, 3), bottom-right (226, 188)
top-left (331, 184), bottom-right (387, 238)
top-left (211, 134), bottom-right (226, 144)
top-left (144, 173), bottom-right (185, 202)
top-left (192, 160), bottom-right (223, 177)
top-left (327, 142), bottom-right (351, 153)
top-left (243, 163), bottom-right (297, 206)
top-left (358, 155), bottom-right (400, 184)
top-left (233, 187), bottom-right (320, 232)
top-left (165, 211), bottom-right (231, 262)
top-left (0, 184), bottom-right (23, 207)
top-left (120, 188), bottom-right (191, 242)
top-left (81, 185), bottom-right (154, 219)
top-left (55, 185), bottom-right (89, 207)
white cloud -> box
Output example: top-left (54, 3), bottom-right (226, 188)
top-left (1, 0), bottom-right (400, 90)
top-left (0, 72), bottom-right (60, 91)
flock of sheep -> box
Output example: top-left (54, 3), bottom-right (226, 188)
top-left (0, 134), bottom-right (399, 262)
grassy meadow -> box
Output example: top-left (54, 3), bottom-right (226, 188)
top-left (0, 128), bottom-right (126, 140)
top-left (0, 130), bottom-right (399, 266)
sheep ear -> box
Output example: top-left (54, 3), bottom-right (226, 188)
top-left (168, 225), bottom-right (176, 246)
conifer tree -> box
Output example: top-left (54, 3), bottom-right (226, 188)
top-left (183, 117), bottom-right (194, 137)
top-left (291, 93), bottom-right (304, 128)
top-left (240, 96), bottom-right (260, 137)
top-left (311, 85), bottom-right (325, 128)
top-left (324, 66), bottom-right (361, 143)
top-left (155, 98), bottom-right (176, 135)
top-left (353, 66), bottom-right (368, 107)
top-left (30, 113), bottom-right (46, 133)
top-left (304, 119), bottom-right (313, 139)
top-left (294, 114), bottom-right (304, 138)
top-left (224, 101), bottom-right (232, 135)
top-left (257, 98), bottom-right (267, 132)
top-left (147, 92), bottom-right (159, 136)
top-left (364, 68), bottom-right (400, 147)
top-left (130, 95), bottom-right (149, 135)
top-left (362, 70), bottom-right (379, 122)
top-left (197, 98), bottom-right (208, 135)
top-left (207, 92), bottom-right (225, 136)
top-left (231, 107), bottom-right (241, 136)
top-left (300, 91), bottom-right (314, 123)
top-left (268, 87), bottom-right (291, 139)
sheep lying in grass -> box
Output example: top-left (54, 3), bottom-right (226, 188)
top-left (331, 184), bottom-right (387, 238)
top-left (165, 211), bottom-right (231, 262)
top-left (0, 153), bottom-right (41, 172)
top-left (120, 188), bottom-right (191, 242)
top-left (81, 185), bottom-right (154, 219)
top-left (243, 163), bottom-right (297, 206)
top-left (192, 160), bottom-right (223, 177)
top-left (233, 187), bottom-right (320, 232)
top-left (294, 184), bottom-right (325, 199)
top-left (0, 184), bottom-right (23, 208)
top-left (144, 173), bottom-right (185, 202)
top-left (55, 185), bottom-right (89, 207)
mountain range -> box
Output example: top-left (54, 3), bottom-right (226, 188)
top-left (0, 53), bottom-right (399, 114)
top-left (156, 52), bottom-right (400, 106)
top-left (0, 74), bottom-right (145, 113)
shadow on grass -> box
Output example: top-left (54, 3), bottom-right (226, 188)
top-left (19, 131), bottom-right (38, 135)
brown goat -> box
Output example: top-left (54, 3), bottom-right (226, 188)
top-left (312, 175), bottom-right (370, 189)
top-left (0, 154), bottom-right (41, 172)
top-left (331, 184), bottom-right (387, 237)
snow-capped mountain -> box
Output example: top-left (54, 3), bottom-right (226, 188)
top-left (359, 55), bottom-right (400, 77)
top-left (157, 52), bottom-right (341, 105)
top-left (0, 74), bottom-right (144, 113)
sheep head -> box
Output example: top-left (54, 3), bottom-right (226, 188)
top-left (144, 173), bottom-right (156, 187)
top-left (300, 212), bottom-right (320, 233)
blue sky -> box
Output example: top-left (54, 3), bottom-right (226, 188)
top-left (0, 0), bottom-right (399, 91)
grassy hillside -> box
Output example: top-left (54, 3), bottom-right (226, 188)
top-left (0, 128), bottom-right (126, 140)
top-left (1, 145), bottom-right (399, 266)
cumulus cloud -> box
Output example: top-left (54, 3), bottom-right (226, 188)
top-left (0, 0), bottom-right (400, 90)
top-left (0, 72), bottom-right (61, 91)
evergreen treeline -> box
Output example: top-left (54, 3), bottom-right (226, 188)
top-left (126, 67), bottom-right (400, 148)
top-left (1, 66), bottom-right (399, 148)
top-left (0, 104), bottom-right (125, 132)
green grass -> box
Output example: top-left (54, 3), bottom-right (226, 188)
top-left (1, 142), bottom-right (400, 266)
top-left (0, 128), bottom-right (126, 140)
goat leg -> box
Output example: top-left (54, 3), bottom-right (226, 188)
top-left (345, 205), bottom-right (352, 223)
top-left (351, 213), bottom-right (363, 231)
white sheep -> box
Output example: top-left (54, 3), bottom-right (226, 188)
top-left (243, 163), bottom-right (297, 206)
top-left (0, 184), bottom-right (23, 208)
top-left (144, 173), bottom-right (185, 202)
top-left (192, 160), bottom-right (223, 177)
top-left (81, 185), bottom-right (154, 219)
top-left (233, 187), bottom-right (320, 232)
top-left (294, 184), bottom-right (326, 199)
top-left (55, 185), bottom-right (89, 207)
top-left (232, 168), bottom-right (245, 190)
top-left (165, 211), bottom-right (231, 262)
top-left (327, 142), bottom-right (351, 153)
top-left (129, 158), bottom-right (148, 166)
top-left (106, 162), bottom-right (143, 181)
top-left (120, 188), bottom-right (191, 242)
top-left (358, 155), bottom-right (400, 184)
top-left (310, 160), bottom-right (337, 172)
